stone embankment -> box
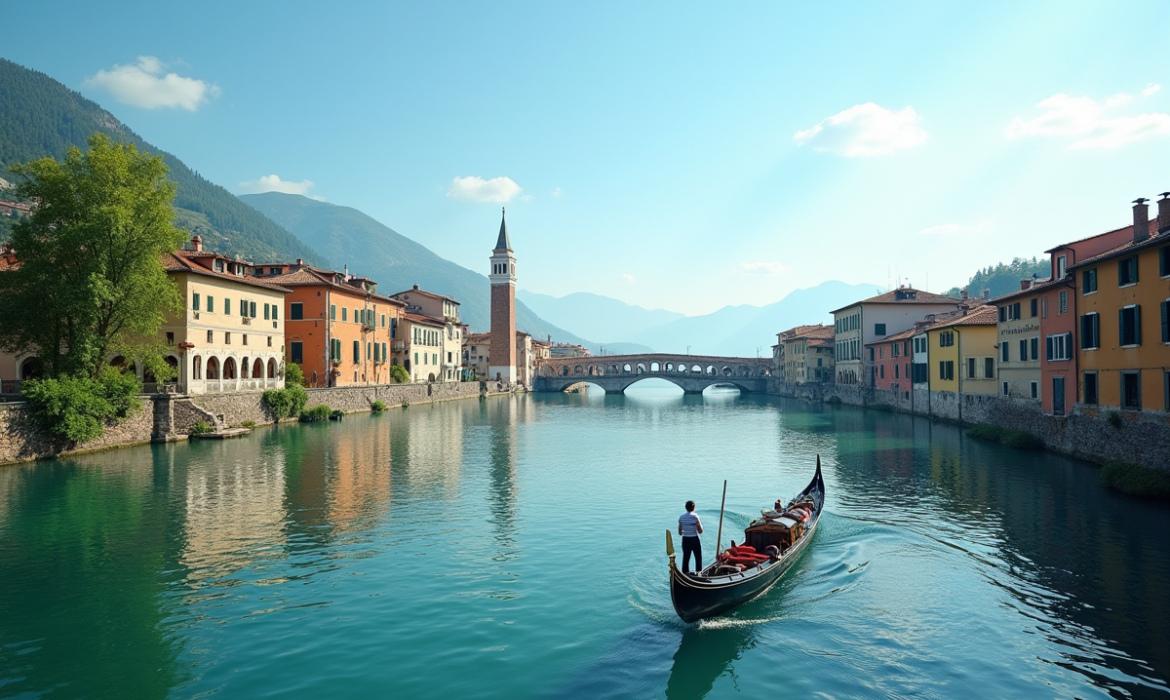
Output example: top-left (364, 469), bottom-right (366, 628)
top-left (768, 382), bottom-right (1170, 472)
top-left (0, 381), bottom-right (514, 466)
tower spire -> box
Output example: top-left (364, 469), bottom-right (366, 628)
top-left (495, 206), bottom-right (512, 252)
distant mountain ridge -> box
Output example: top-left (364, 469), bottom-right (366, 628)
top-left (0, 58), bottom-right (328, 267)
top-left (516, 290), bottom-right (685, 345)
top-left (628, 281), bottom-right (885, 356)
top-left (240, 192), bottom-right (652, 354)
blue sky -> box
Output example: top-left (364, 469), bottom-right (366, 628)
top-left (7, 1), bottom-right (1170, 314)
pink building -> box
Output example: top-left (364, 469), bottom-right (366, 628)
top-left (866, 329), bottom-right (915, 393)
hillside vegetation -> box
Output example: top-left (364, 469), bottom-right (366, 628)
top-left (945, 257), bottom-right (1049, 299)
top-left (0, 58), bottom-right (328, 267)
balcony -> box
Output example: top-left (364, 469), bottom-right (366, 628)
top-left (242, 317), bottom-right (252, 325)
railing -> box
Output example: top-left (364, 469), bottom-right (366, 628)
top-left (242, 317), bottom-right (252, 325)
top-left (1, 379), bottom-right (21, 394)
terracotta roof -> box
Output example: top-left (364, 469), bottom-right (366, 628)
top-left (987, 277), bottom-right (1062, 304)
top-left (164, 251), bottom-right (293, 293)
top-left (780, 323), bottom-right (824, 338)
top-left (263, 265), bottom-right (404, 305)
top-left (465, 332), bottom-right (492, 342)
top-left (928, 305), bottom-right (998, 330)
top-left (1066, 226), bottom-right (1170, 271)
top-left (807, 337), bottom-right (834, 348)
top-left (391, 286), bottom-right (460, 305)
top-left (402, 312), bottom-right (445, 327)
top-left (866, 327), bottom-right (918, 345)
top-left (831, 287), bottom-right (959, 314)
top-left (1045, 218), bottom-right (1157, 254)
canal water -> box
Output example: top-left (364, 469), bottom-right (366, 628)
top-left (0, 384), bottom-right (1168, 699)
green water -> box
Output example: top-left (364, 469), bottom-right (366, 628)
top-left (0, 384), bottom-right (1168, 699)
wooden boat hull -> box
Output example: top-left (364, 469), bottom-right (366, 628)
top-left (669, 462), bottom-right (824, 623)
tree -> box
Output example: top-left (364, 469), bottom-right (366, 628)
top-left (0, 134), bottom-right (185, 379)
top-left (390, 365), bottom-right (410, 383)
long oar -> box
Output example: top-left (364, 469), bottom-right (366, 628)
top-left (714, 479), bottom-right (728, 562)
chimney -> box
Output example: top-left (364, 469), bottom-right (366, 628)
top-left (982, 289), bottom-right (990, 300)
top-left (960, 289), bottom-right (968, 300)
top-left (413, 284), bottom-right (419, 290)
top-left (1020, 279), bottom-right (1031, 290)
top-left (1133, 197), bottom-right (1150, 243)
top-left (191, 235), bottom-right (203, 252)
top-left (1158, 192), bottom-right (1170, 234)
top-left (295, 258), bottom-right (303, 267)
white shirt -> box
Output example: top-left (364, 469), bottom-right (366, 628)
top-left (679, 512), bottom-right (702, 538)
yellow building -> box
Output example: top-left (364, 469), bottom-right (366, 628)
top-left (161, 236), bottom-right (291, 394)
top-left (926, 306), bottom-right (998, 397)
top-left (1068, 198), bottom-right (1170, 412)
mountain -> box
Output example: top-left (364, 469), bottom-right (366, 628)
top-left (627, 281), bottom-right (886, 357)
top-left (0, 58), bottom-right (328, 267)
top-left (516, 290), bottom-right (685, 345)
top-left (240, 192), bottom-right (651, 353)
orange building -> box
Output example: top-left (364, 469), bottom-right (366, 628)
top-left (256, 262), bottom-right (405, 388)
top-left (1068, 197), bottom-right (1170, 413)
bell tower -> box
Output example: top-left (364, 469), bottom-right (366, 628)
top-left (489, 207), bottom-right (517, 382)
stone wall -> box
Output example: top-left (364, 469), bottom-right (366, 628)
top-left (0, 400), bottom-right (155, 465)
top-left (0, 381), bottom-right (507, 467)
top-left (767, 381), bottom-right (1170, 472)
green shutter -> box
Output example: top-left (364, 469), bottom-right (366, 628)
top-left (1120, 308), bottom-right (1126, 345)
top-left (1135, 306), bottom-right (1142, 345)
top-left (1162, 301), bottom-right (1169, 343)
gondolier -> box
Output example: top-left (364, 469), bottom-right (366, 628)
top-left (678, 501), bottom-right (704, 574)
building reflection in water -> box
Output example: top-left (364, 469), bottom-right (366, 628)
top-left (790, 401), bottom-right (1170, 696)
top-left (483, 396), bottom-right (525, 563)
top-left (179, 438), bottom-right (289, 585)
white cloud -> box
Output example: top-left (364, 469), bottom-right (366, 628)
top-left (739, 261), bottom-right (791, 275)
top-left (447, 175), bottom-right (522, 203)
top-left (1006, 90), bottom-right (1170, 150)
top-left (237, 174), bottom-right (321, 199)
top-left (551, 187), bottom-right (563, 198)
top-left (794, 103), bottom-right (928, 157)
top-left (1143, 83), bottom-right (1162, 96)
top-left (83, 56), bottom-right (220, 111)
top-left (619, 273), bottom-right (636, 285)
top-left (920, 221), bottom-right (992, 235)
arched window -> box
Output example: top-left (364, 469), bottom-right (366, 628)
top-left (254, 358), bottom-right (264, 378)
top-left (650, 362), bottom-right (660, 372)
top-left (206, 357), bottom-right (220, 380)
top-left (267, 358), bottom-right (276, 378)
top-left (223, 358), bottom-right (237, 379)
top-left (636, 363), bottom-right (646, 374)
top-left (623, 363), bottom-right (632, 373)
top-left (193, 356), bottom-right (202, 380)
top-left (240, 357), bottom-right (251, 378)
top-left (574, 365), bottom-right (583, 375)
top-left (20, 357), bottom-right (43, 380)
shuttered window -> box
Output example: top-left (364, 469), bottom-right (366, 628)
top-left (225, 298), bottom-right (231, 315)
top-left (353, 340), bottom-right (360, 363)
top-left (1081, 313), bottom-right (1100, 349)
top-left (192, 293), bottom-right (200, 311)
top-left (1162, 300), bottom-right (1170, 343)
top-left (1082, 268), bottom-right (1097, 293)
top-left (1119, 257), bottom-right (1139, 286)
top-left (1119, 305), bottom-right (1141, 346)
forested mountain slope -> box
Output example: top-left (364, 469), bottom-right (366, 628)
top-left (0, 58), bottom-right (328, 267)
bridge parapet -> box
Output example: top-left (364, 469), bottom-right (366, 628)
top-left (534, 353), bottom-right (772, 394)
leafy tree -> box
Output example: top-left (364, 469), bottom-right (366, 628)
top-left (390, 365), bottom-right (410, 383)
top-left (0, 134), bottom-right (185, 380)
top-left (945, 256), bottom-right (1050, 300)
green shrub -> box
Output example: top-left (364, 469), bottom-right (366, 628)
top-left (286, 363), bottom-right (308, 387)
top-left (300, 404), bottom-right (332, 422)
top-left (330, 409), bottom-right (344, 420)
top-left (1002, 430), bottom-right (1044, 450)
top-left (390, 365), bottom-right (410, 384)
top-left (371, 400), bottom-right (386, 413)
top-left (241, 420), bottom-right (256, 428)
top-left (1106, 411), bottom-right (1123, 429)
top-left (1101, 461), bottom-right (1170, 500)
top-left (967, 423), bottom-right (1006, 442)
top-left (262, 381), bottom-right (309, 420)
top-left (826, 396), bottom-right (842, 405)
top-left (190, 421), bottom-right (213, 435)
top-left (401, 401), bottom-right (410, 409)
top-left (21, 368), bottom-right (142, 443)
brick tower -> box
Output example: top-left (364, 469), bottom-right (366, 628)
top-left (489, 207), bottom-right (517, 382)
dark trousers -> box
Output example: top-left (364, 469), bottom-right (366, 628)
top-left (681, 535), bottom-right (702, 574)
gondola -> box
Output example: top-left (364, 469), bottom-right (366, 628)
top-left (667, 456), bottom-right (825, 623)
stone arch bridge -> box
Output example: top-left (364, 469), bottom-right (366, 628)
top-left (533, 353), bottom-right (772, 394)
